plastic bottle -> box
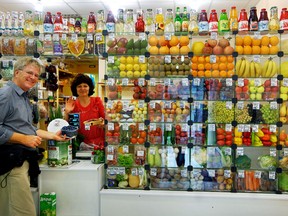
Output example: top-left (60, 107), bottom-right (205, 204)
top-left (43, 12), bottom-right (53, 34)
top-left (218, 9), bottom-right (229, 33)
top-left (135, 9), bottom-right (145, 32)
top-left (123, 9), bottom-right (134, 34)
top-left (164, 8), bottom-right (174, 33)
top-left (11, 11), bottom-right (18, 36)
top-left (18, 12), bottom-right (24, 36)
top-left (280, 8), bottom-right (288, 30)
top-left (115, 9), bottom-right (124, 34)
top-left (248, 7), bottom-right (258, 31)
top-left (145, 9), bottom-right (155, 33)
top-left (182, 7), bottom-right (189, 33)
top-left (54, 12), bottom-right (63, 34)
top-left (155, 8), bottom-right (164, 36)
top-left (106, 11), bottom-right (116, 33)
top-left (34, 10), bottom-right (43, 34)
top-left (188, 9), bottom-right (199, 35)
top-left (81, 18), bottom-right (87, 36)
top-left (208, 9), bottom-right (218, 33)
top-left (174, 7), bottom-right (182, 34)
top-left (0, 12), bottom-right (5, 34)
top-left (258, 8), bottom-right (269, 31)
top-left (74, 18), bottom-right (81, 34)
top-left (229, 6), bottom-right (238, 31)
top-left (24, 10), bottom-right (34, 36)
top-left (4, 12), bottom-right (12, 36)
top-left (87, 12), bottom-right (96, 33)
top-left (198, 10), bottom-right (209, 36)
top-left (269, 6), bottom-right (280, 32)
top-left (238, 9), bottom-right (248, 32)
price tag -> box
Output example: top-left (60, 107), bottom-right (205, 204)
top-left (283, 78), bottom-right (288, 87)
top-left (123, 145), bottom-right (129, 153)
top-left (254, 78), bottom-right (261, 87)
top-left (269, 125), bottom-right (277, 133)
top-left (179, 101), bottom-right (185, 109)
top-left (139, 55), bottom-right (145, 63)
top-left (226, 101), bottom-right (233, 109)
top-left (164, 101), bottom-right (172, 109)
top-left (224, 170), bottom-right (231, 178)
top-left (95, 33), bottom-right (102, 42)
top-left (252, 102), bottom-right (260, 109)
top-left (210, 55), bottom-right (216, 63)
top-left (238, 170), bottom-right (245, 178)
top-left (165, 55), bottom-right (171, 63)
top-left (122, 123), bottom-right (129, 131)
top-left (150, 101), bottom-right (155, 109)
top-left (237, 147), bottom-right (244, 156)
top-left (122, 78), bottom-right (129, 86)
top-left (108, 33), bottom-right (115, 40)
top-left (52, 34), bottom-right (60, 41)
top-left (149, 147), bottom-right (156, 155)
top-left (180, 55), bottom-right (185, 62)
top-left (269, 171), bottom-right (276, 180)
top-left (208, 124), bottom-right (215, 131)
top-left (208, 170), bottom-right (215, 177)
top-left (2, 60), bottom-right (9, 67)
top-left (139, 123), bottom-right (145, 131)
top-left (150, 78), bottom-right (156, 86)
top-left (254, 171), bottom-right (262, 179)
top-left (165, 123), bottom-right (172, 131)
top-left (284, 148), bottom-right (288, 156)
top-left (182, 124), bottom-right (188, 132)
top-left (237, 101), bottom-right (244, 109)
top-left (131, 168), bottom-right (138, 176)
top-left (182, 78), bottom-right (189, 86)
top-left (194, 101), bottom-right (201, 109)
top-left (107, 167), bottom-right (115, 175)
top-left (253, 31), bottom-right (261, 39)
top-left (61, 34), bottom-right (67, 40)
top-left (150, 123), bottom-right (156, 131)
top-left (137, 150), bottom-right (144, 157)
top-left (107, 78), bottom-right (115, 86)
top-left (237, 124), bottom-right (244, 132)
top-left (210, 32), bottom-right (218, 40)
top-left (107, 101), bottom-right (113, 108)
top-left (114, 167), bottom-right (119, 174)
top-left (253, 55), bottom-right (260, 63)
top-left (244, 124), bottom-right (251, 132)
top-left (87, 33), bottom-right (93, 41)
top-left (108, 123), bottom-right (114, 131)
top-left (238, 78), bottom-right (244, 87)
top-left (226, 78), bottom-right (233, 86)
top-left (181, 169), bottom-right (188, 177)
top-left (271, 78), bottom-right (277, 87)
top-left (107, 145), bottom-right (114, 153)
top-left (270, 102), bottom-right (277, 110)
top-left (38, 90), bottom-right (43, 99)
top-left (108, 56), bottom-right (114, 63)
top-left (193, 78), bottom-right (200, 86)
top-left (224, 148), bottom-right (232, 155)
top-left (139, 33), bottom-right (145, 40)
top-left (123, 101), bottom-right (129, 110)
top-left (138, 168), bottom-right (144, 175)
top-left (251, 124), bottom-right (259, 132)
top-left (225, 124), bottom-right (232, 132)
top-left (48, 91), bottom-right (53, 97)
top-left (164, 78), bottom-right (171, 86)
top-left (164, 33), bottom-right (171, 40)
top-left (71, 33), bottom-right (78, 41)
top-left (119, 167), bottom-right (126, 175)
top-left (150, 168), bottom-right (157, 176)
top-left (270, 148), bottom-right (277, 157)
top-left (138, 78), bottom-right (145, 86)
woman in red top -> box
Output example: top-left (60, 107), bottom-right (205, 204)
top-left (64, 74), bottom-right (105, 149)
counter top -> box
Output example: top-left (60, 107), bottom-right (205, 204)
top-left (40, 160), bottom-right (104, 171)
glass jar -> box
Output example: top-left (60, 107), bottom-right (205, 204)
top-left (269, 6), bottom-right (280, 31)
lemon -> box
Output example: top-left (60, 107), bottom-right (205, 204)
top-left (133, 71), bottom-right (141, 78)
top-left (119, 71), bottom-right (127, 77)
top-left (140, 64), bottom-right (147, 71)
top-left (120, 56), bottom-right (126, 64)
top-left (133, 64), bottom-right (140, 71)
top-left (141, 71), bottom-right (147, 77)
top-left (127, 71), bottom-right (134, 78)
top-left (133, 56), bottom-right (139, 64)
top-left (119, 64), bottom-right (126, 71)
top-left (126, 64), bottom-right (133, 71)
top-left (192, 41), bottom-right (204, 55)
top-left (126, 56), bottom-right (134, 64)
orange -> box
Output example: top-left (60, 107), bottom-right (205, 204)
top-left (260, 46), bottom-right (270, 55)
top-left (130, 137), bottom-right (138, 144)
top-left (191, 70), bottom-right (198, 76)
top-left (235, 36), bottom-right (243, 46)
top-left (227, 56), bottom-right (234, 63)
top-left (148, 35), bottom-right (158, 46)
top-left (220, 70), bottom-right (227, 77)
top-left (215, 56), bottom-right (220, 63)
top-left (212, 70), bottom-right (220, 77)
top-left (211, 63), bottom-right (219, 70)
top-left (243, 35), bottom-right (252, 46)
top-left (218, 62), bottom-right (227, 71)
top-left (137, 137), bottom-right (145, 144)
top-left (140, 131), bottom-right (147, 138)
top-left (227, 70), bottom-right (234, 77)
top-left (204, 70), bottom-right (212, 77)
top-left (252, 38), bottom-right (261, 46)
top-left (205, 56), bottom-right (210, 63)
top-left (149, 46), bottom-right (159, 54)
top-left (243, 46), bottom-right (252, 55)
top-left (270, 36), bottom-right (280, 46)
top-left (227, 62), bottom-right (234, 70)
top-left (169, 35), bottom-right (179, 47)
top-left (219, 56), bottom-right (227, 63)
top-left (197, 63), bottom-right (205, 70)
top-left (252, 46), bottom-right (261, 54)
top-left (197, 70), bottom-right (205, 77)
top-left (269, 46), bottom-right (279, 55)
top-left (180, 45), bottom-right (190, 55)
top-left (198, 56), bottom-right (205, 63)
top-left (191, 63), bottom-right (198, 70)
top-left (191, 56), bottom-right (198, 63)
top-left (170, 46), bottom-right (180, 55)
top-left (204, 63), bottom-right (212, 70)
top-left (235, 46), bottom-right (243, 55)
top-left (261, 36), bottom-right (270, 46)
top-left (179, 36), bottom-right (190, 46)
top-left (158, 36), bottom-right (169, 46)
top-left (159, 46), bottom-right (169, 54)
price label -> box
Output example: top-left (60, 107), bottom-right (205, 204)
top-left (238, 78), bottom-right (244, 87)
top-left (122, 78), bottom-right (129, 86)
top-left (225, 147), bottom-right (232, 155)
top-left (284, 148), bottom-right (288, 156)
top-left (253, 55), bottom-right (260, 63)
top-left (194, 101), bottom-right (201, 109)
top-left (182, 78), bottom-right (189, 86)
top-left (108, 123), bottom-right (114, 131)
top-left (283, 78), bottom-right (288, 87)
top-left (138, 33), bottom-right (145, 40)
top-left (165, 55), bottom-right (171, 63)
top-left (150, 101), bottom-right (155, 109)
top-left (107, 145), bottom-right (114, 153)
top-left (237, 101), bottom-right (244, 109)
top-left (52, 34), bottom-right (60, 41)
top-left (107, 101), bottom-right (113, 108)
top-left (139, 55), bottom-right (145, 63)
top-left (179, 101), bottom-right (185, 109)
top-left (139, 123), bottom-right (145, 131)
top-left (244, 125), bottom-right (251, 132)
top-left (95, 33), bottom-right (102, 42)
top-left (270, 148), bottom-right (277, 157)
top-left (237, 147), bottom-right (244, 156)
top-left (62, 34), bottom-right (67, 40)
top-left (252, 124), bottom-right (259, 132)
top-left (271, 78), bottom-right (278, 87)
top-left (138, 78), bottom-right (145, 86)
top-left (269, 171), bottom-right (276, 180)
top-left (164, 33), bottom-right (171, 40)
top-left (108, 56), bottom-right (114, 63)
top-left (181, 169), bottom-right (188, 177)
top-left (254, 78), bottom-right (261, 86)
top-left (238, 124), bottom-right (244, 132)
top-left (210, 32), bottom-right (218, 40)
top-left (208, 124), bottom-right (216, 131)
top-left (182, 124), bottom-right (188, 132)
top-left (180, 55), bottom-right (185, 62)
top-left (165, 123), bottom-right (172, 131)
top-left (254, 171), bottom-right (262, 179)
top-left (270, 102), bottom-right (277, 110)
top-left (150, 123), bottom-right (156, 131)
top-left (238, 170), bottom-right (245, 178)
top-left (123, 145), bottom-right (129, 153)
top-left (149, 147), bottom-right (156, 155)
top-left (123, 101), bottom-right (129, 110)
top-left (193, 78), bottom-right (201, 86)
top-left (138, 101), bottom-right (144, 108)
top-left (48, 91), bottom-right (53, 97)
top-left (2, 60), bottom-right (9, 67)
top-left (87, 33), bottom-right (93, 41)
top-left (269, 125), bottom-right (277, 133)
top-left (138, 168), bottom-right (144, 175)
top-left (122, 123), bottom-right (129, 131)
top-left (252, 102), bottom-right (260, 109)
top-left (150, 78), bottom-right (156, 86)
top-left (150, 168), bottom-right (157, 176)
top-left (131, 168), bottom-right (138, 176)
top-left (164, 101), bottom-right (172, 109)
top-left (107, 78), bottom-right (115, 86)
top-left (208, 170), bottom-right (215, 177)
top-left (71, 33), bottom-right (78, 41)
top-left (225, 124), bottom-right (232, 132)
top-left (224, 170), bottom-right (231, 178)
top-left (226, 78), bottom-right (233, 86)
top-left (108, 33), bottom-right (115, 40)
top-left (137, 150), bottom-right (144, 157)
top-left (254, 31), bottom-right (261, 39)
top-left (107, 167), bottom-right (115, 175)
top-left (164, 78), bottom-right (171, 86)
top-left (210, 55), bottom-right (216, 63)
top-left (119, 167), bottom-right (126, 175)
top-left (226, 101), bottom-right (233, 109)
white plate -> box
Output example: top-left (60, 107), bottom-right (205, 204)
top-left (47, 118), bottom-right (69, 133)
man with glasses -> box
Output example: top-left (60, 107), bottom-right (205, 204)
top-left (0, 57), bottom-right (67, 216)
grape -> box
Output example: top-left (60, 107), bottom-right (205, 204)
top-left (235, 105), bottom-right (252, 123)
top-left (208, 101), bottom-right (234, 123)
top-left (260, 104), bottom-right (278, 124)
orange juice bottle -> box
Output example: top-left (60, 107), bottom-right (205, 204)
top-left (229, 6), bottom-right (238, 31)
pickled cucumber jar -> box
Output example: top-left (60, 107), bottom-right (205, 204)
top-left (269, 6), bottom-right (280, 32)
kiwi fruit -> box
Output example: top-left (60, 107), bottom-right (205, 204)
top-left (159, 65), bottom-right (165, 71)
top-left (184, 57), bottom-right (190, 65)
top-left (171, 65), bottom-right (177, 72)
top-left (153, 64), bottom-right (159, 71)
top-left (178, 71), bottom-right (184, 76)
top-left (148, 58), bottom-right (154, 64)
top-left (159, 71), bottom-right (166, 77)
top-left (159, 58), bottom-right (165, 65)
top-left (165, 71), bottom-right (172, 76)
top-left (154, 71), bottom-right (160, 77)
top-left (148, 65), bottom-right (154, 71)
top-left (178, 65), bottom-right (184, 71)
top-left (153, 58), bottom-right (160, 64)
top-left (171, 58), bottom-right (178, 65)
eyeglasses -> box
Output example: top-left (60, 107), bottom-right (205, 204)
top-left (23, 70), bottom-right (40, 79)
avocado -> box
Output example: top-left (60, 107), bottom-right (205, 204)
top-left (140, 40), bottom-right (148, 49)
top-left (140, 48), bottom-right (147, 55)
top-left (134, 48), bottom-right (140, 55)
top-left (134, 40), bottom-right (141, 49)
top-left (127, 49), bottom-right (134, 55)
top-left (126, 39), bottom-right (134, 49)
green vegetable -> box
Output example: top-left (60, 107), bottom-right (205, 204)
top-left (258, 155), bottom-right (277, 169)
top-left (115, 174), bottom-right (128, 182)
top-left (235, 155), bottom-right (251, 169)
top-left (148, 148), bottom-right (155, 166)
top-left (117, 154), bottom-right (134, 167)
top-left (279, 171), bottom-right (288, 191)
top-left (154, 147), bottom-right (161, 167)
top-left (118, 181), bottom-right (128, 188)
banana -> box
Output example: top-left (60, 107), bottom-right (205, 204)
top-left (266, 59), bottom-right (273, 77)
top-left (254, 62), bottom-right (262, 77)
top-left (262, 59), bottom-right (270, 77)
top-left (238, 59), bottom-right (246, 77)
top-left (250, 61), bottom-right (255, 77)
top-left (243, 59), bottom-right (250, 77)
top-left (235, 59), bottom-right (242, 76)
top-left (270, 60), bottom-right (277, 77)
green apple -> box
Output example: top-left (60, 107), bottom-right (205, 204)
top-left (249, 80), bottom-right (255, 86)
top-left (256, 93), bottom-right (262, 100)
top-left (256, 86), bottom-right (264, 93)
top-left (249, 86), bottom-right (257, 93)
top-left (250, 93), bottom-right (256, 100)
top-left (280, 93), bottom-right (288, 101)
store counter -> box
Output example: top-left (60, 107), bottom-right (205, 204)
top-left (39, 160), bottom-right (104, 216)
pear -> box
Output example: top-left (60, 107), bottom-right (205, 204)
top-left (280, 103), bottom-right (287, 117)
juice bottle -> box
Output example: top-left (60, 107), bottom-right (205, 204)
top-left (182, 7), bottom-right (189, 33)
top-left (95, 10), bottom-right (105, 55)
top-left (115, 9), bottom-right (124, 34)
top-left (164, 8), bottom-right (174, 34)
top-left (34, 11), bottom-right (43, 34)
top-left (81, 18), bottom-right (87, 36)
top-left (155, 8), bottom-right (164, 36)
top-left (218, 9), bottom-right (229, 33)
top-left (238, 9), bottom-right (248, 32)
top-left (208, 9), bottom-right (218, 33)
top-left (74, 18), bottom-right (81, 34)
top-left (269, 6), bottom-right (280, 32)
top-left (198, 10), bottom-right (209, 36)
top-left (135, 9), bottom-right (145, 32)
top-left (124, 9), bottom-right (135, 34)
top-left (54, 12), bottom-right (63, 34)
top-left (18, 12), bottom-right (24, 36)
top-left (229, 6), bottom-right (238, 31)
top-left (188, 9), bottom-right (199, 35)
top-left (280, 8), bottom-right (288, 30)
top-left (145, 9), bottom-right (155, 33)
top-left (258, 8), bottom-right (269, 31)
top-left (87, 12), bottom-right (96, 33)
top-left (248, 7), bottom-right (258, 31)
top-left (174, 7), bottom-right (182, 34)
top-left (68, 17), bottom-right (75, 34)
top-left (4, 12), bottom-right (11, 36)
top-left (106, 11), bottom-right (116, 33)
top-left (24, 10), bottom-right (34, 36)
top-left (43, 12), bottom-right (53, 34)
top-left (11, 11), bottom-right (18, 36)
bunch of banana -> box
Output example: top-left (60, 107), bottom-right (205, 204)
top-left (235, 58), bottom-right (250, 77)
top-left (249, 61), bottom-right (262, 77)
top-left (262, 58), bottom-right (277, 77)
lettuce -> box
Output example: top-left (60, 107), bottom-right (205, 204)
top-left (258, 155), bottom-right (277, 169)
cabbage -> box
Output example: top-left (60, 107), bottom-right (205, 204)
top-left (258, 155), bottom-right (277, 169)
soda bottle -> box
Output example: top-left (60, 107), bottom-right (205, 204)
top-left (182, 7), bottom-right (189, 33)
top-left (174, 7), bottom-right (182, 34)
top-left (54, 12), bottom-right (63, 34)
top-left (115, 9), bottom-right (124, 34)
top-left (34, 10), bottom-right (43, 34)
top-left (43, 12), bottom-right (53, 34)
top-left (188, 9), bottom-right (199, 35)
top-left (269, 6), bottom-right (280, 32)
top-left (124, 9), bottom-right (135, 34)
top-left (198, 10), bottom-right (209, 36)
top-left (258, 8), bottom-right (269, 31)
top-left (135, 9), bottom-right (145, 32)
top-left (81, 18), bottom-right (87, 36)
top-left (74, 18), bottom-right (81, 34)
top-left (145, 9), bottom-right (155, 33)
top-left (248, 7), bottom-right (258, 31)
top-left (238, 9), bottom-right (248, 32)
top-left (208, 9), bottom-right (218, 33)
top-left (87, 12), bottom-right (96, 33)
top-left (164, 8), bottom-right (174, 34)
top-left (229, 6), bottom-right (238, 31)
top-left (106, 11), bottom-right (116, 33)
top-left (219, 9), bottom-right (229, 33)
top-left (24, 10), bottom-right (34, 36)
top-left (155, 8), bottom-right (164, 36)
top-left (96, 10), bottom-right (106, 33)
top-left (280, 8), bottom-right (288, 30)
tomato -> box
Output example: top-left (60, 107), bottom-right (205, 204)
top-left (176, 130), bottom-right (181, 136)
top-left (217, 140), bottom-right (225, 146)
top-left (114, 125), bottom-right (120, 132)
top-left (217, 128), bottom-right (225, 135)
top-left (137, 137), bottom-right (145, 144)
top-left (225, 140), bottom-right (232, 146)
top-left (113, 132), bottom-right (120, 137)
top-left (130, 138), bottom-right (137, 144)
top-left (106, 132), bottom-right (113, 136)
top-left (175, 125), bottom-right (181, 130)
top-left (216, 135), bottom-right (225, 140)
top-left (225, 135), bottom-right (233, 141)
top-left (139, 131), bottom-right (147, 138)
top-left (225, 131), bottom-right (233, 135)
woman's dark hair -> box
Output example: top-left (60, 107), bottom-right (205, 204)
top-left (71, 74), bottom-right (95, 96)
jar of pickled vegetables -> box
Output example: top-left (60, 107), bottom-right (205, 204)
top-left (269, 6), bottom-right (280, 32)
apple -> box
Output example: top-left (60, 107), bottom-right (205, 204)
top-left (271, 86), bottom-right (279, 92)
top-left (257, 86), bottom-right (265, 93)
top-left (243, 79), bottom-right (249, 86)
top-left (249, 86), bottom-right (257, 93)
top-left (250, 93), bottom-right (256, 100)
top-left (264, 80), bottom-right (271, 87)
top-left (256, 93), bottom-right (262, 100)
top-left (242, 86), bottom-right (249, 92)
top-left (249, 80), bottom-right (255, 86)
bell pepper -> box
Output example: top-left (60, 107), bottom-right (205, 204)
top-left (270, 134), bottom-right (277, 143)
top-left (234, 137), bottom-right (243, 145)
top-left (261, 128), bottom-right (272, 135)
top-left (243, 132), bottom-right (251, 138)
top-left (262, 140), bottom-right (272, 146)
top-left (260, 134), bottom-right (270, 141)
top-left (256, 130), bottom-right (264, 138)
top-left (234, 127), bottom-right (242, 137)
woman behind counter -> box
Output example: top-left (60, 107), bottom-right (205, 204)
top-left (64, 74), bottom-right (105, 149)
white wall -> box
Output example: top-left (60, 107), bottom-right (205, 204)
top-left (257, 0), bottom-right (287, 16)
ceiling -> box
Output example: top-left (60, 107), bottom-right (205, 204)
top-left (0, 0), bottom-right (262, 17)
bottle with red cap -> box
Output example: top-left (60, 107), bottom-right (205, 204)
top-left (229, 6), bottom-right (238, 31)
top-left (198, 9), bottom-right (209, 35)
top-left (248, 7), bottom-right (258, 31)
top-left (238, 9), bottom-right (248, 32)
top-left (258, 8), bottom-right (269, 31)
top-left (87, 12), bottom-right (96, 33)
top-left (218, 9), bottom-right (229, 33)
top-left (280, 8), bottom-right (288, 30)
top-left (54, 12), bottom-right (63, 33)
top-left (208, 9), bottom-right (218, 33)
